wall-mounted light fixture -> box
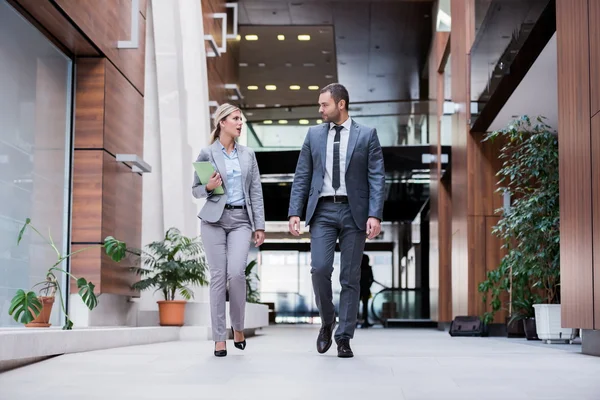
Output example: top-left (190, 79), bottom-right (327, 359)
top-left (116, 154), bottom-right (152, 173)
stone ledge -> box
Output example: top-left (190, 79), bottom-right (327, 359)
top-left (0, 326), bottom-right (180, 368)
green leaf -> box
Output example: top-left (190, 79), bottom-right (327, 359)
top-left (17, 218), bottom-right (31, 245)
top-left (63, 319), bottom-right (74, 330)
top-left (8, 290), bottom-right (42, 324)
top-left (77, 278), bottom-right (98, 310)
top-left (104, 236), bottom-right (127, 262)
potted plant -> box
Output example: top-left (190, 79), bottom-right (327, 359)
top-left (8, 218), bottom-right (127, 330)
top-left (479, 116), bottom-right (570, 342)
top-left (130, 227), bottom-right (208, 326)
top-left (246, 259), bottom-right (260, 303)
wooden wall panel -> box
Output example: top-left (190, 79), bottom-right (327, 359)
top-left (203, 0), bottom-right (240, 106)
top-left (101, 153), bottom-right (140, 296)
top-left (101, 153), bottom-right (143, 251)
top-left (428, 26), bottom-right (452, 323)
top-left (104, 62), bottom-right (144, 157)
top-left (592, 113), bottom-right (600, 329)
top-left (71, 151), bottom-right (103, 243)
top-left (451, 0), bottom-right (475, 317)
top-left (53, 0), bottom-right (147, 94)
top-left (590, 0), bottom-right (600, 117)
top-left (9, 0), bottom-right (98, 56)
top-left (556, 0), bottom-right (594, 329)
top-left (74, 59), bottom-right (106, 149)
top-left (70, 246), bottom-right (102, 294)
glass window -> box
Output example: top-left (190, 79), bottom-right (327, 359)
top-left (0, 0), bottom-right (73, 327)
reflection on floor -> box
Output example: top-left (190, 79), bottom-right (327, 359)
top-left (1, 325), bottom-right (598, 400)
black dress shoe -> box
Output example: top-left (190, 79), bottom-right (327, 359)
top-left (337, 339), bottom-right (354, 358)
top-left (317, 320), bottom-right (336, 354)
top-left (231, 327), bottom-right (246, 350)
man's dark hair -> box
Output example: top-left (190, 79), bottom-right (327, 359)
top-left (320, 83), bottom-right (349, 110)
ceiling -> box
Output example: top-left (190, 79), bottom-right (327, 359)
top-left (488, 32), bottom-right (557, 132)
top-left (237, 0), bottom-right (434, 114)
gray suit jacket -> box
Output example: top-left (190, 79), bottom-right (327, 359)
top-left (192, 141), bottom-right (265, 231)
top-left (288, 120), bottom-right (385, 229)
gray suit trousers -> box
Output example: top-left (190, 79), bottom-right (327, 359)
top-left (310, 201), bottom-right (366, 340)
top-left (201, 208), bottom-right (252, 342)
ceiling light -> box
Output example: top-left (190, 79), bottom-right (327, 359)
top-left (245, 35), bottom-right (258, 41)
top-left (322, 50), bottom-right (331, 54)
top-left (299, 119), bottom-right (309, 125)
top-left (265, 85), bottom-right (277, 91)
top-left (258, 63), bottom-right (266, 67)
top-left (246, 112), bottom-right (254, 116)
top-left (298, 35), bottom-right (311, 41)
top-left (247, 85), bottom-right (258, 90)
top-left (274, 104), bottom-right (281, 107)
top-left (285, 63), bottom-right (292, 67)
top-left (263, 120), bottom-right (273, 124)
top-left (308, 85), bottom-right (319, 91)
top-left (236, 35), bottom-right (241, 41)
top-left (303, 63), bottom-right (315, 67)
top-left (239, 63), bottom-right (248, 67)
top-left (256, 104), bottom-right (266, 108)
top-left (289, 85), bottom-right (301, 90)
top-left (325, 74), bottom-right (334, 79)
top-left (278, 35), bottom-right (285, 41)
top-left (278, 120), bottom-right (288, 124)
top-left (317, 119), bottom-right (323, 124)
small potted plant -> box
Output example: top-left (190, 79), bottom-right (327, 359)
top-left (130, 227), bottom-right (208, 326)
top-left (8, 218), bottom-right (128, 330)
top-left (246, 259), bottom-right (260, 303)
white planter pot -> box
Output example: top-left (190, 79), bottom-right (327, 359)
top-left (533, 304), bottom-right (576, 343)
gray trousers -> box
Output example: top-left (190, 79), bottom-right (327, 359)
top-left (309, 201), bottom-right (366, 340)
top-left (201, 208), bottom-right (252, 342)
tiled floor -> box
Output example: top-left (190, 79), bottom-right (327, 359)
top-left (0, 325), bottom-right (598, 400)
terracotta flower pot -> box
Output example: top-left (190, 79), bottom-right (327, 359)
top-left (157, 300), bottom-right (187, 326)
top-left (25, 296), bottom-right (55, 328)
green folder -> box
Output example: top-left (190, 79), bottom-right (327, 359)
top-left (193, 162), bottom-right (224, 194)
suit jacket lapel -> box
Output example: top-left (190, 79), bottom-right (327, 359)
top-left (345, 121), bottom-right (359, 170)
top-left (320, 124), bottom-right (329, 173)
top-left (211, 141), bottom-right (227, 191)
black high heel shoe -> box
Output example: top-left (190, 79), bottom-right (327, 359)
top-left (231, 327), bottom-right (246, 350)
top-left (214, 342), bottom-right (227, 357)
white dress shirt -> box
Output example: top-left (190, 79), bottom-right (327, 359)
top-left (320, 117), bottom-right (352, 197)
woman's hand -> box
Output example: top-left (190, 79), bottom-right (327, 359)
top-left (206, 172), bottom-right (222, 191)
top-left (254, 230), bottom-right (265, 247)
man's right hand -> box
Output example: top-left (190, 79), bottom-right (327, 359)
top-left (206, 172), bottom-right (222, 191)
top-left (288, 216), bottom-right (301, 236)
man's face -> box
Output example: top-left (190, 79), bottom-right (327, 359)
top-left (318, 91), bottom-right (342, 123)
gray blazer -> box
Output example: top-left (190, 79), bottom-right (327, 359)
top-left (192, 141), bottom-right (265, 231)
top-left (288, 120), bottom-right (385, 229)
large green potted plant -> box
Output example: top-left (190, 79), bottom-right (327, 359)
top-left (8, 218), bottom-right (127, 330)
top-left (246, 259), bottom-right (260, 303)
top-left (478, 116), bottom-right (567, 342)
top-left (130, 227), bottom-right (208, 326)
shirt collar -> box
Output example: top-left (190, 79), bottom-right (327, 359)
top-left (330, 116), bottom-right (352, 132)
top-left (218, 140), bottom-right (237, 152)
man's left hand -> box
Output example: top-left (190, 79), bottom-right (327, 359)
top-left (366, 218), bottom-right (381, 240)
top-left (254, 230), bottom-right (265, 247)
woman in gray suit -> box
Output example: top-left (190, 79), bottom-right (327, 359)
top-left (192, 103), bottom-right (265, 357)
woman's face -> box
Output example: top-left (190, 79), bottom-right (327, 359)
top-left (220, 110), bottom-right (243, 139)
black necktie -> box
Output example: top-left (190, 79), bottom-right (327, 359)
top-left (332, 125), bottom-right (343, 191)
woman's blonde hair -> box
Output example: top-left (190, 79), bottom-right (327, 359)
top-left (210, 103), bottom-right (241, 144)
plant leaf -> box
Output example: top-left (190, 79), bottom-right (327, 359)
top-left (77, 278), bottom-right (98, 310)
top-left (104, 236), bottom-right (127, 262)
top-left (8, 290), bottom-right (42, 324)
top-left (17, 218), bottom-right (31, 245)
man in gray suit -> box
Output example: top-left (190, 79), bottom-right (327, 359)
top-left (288, 83), bottom-right (385, 358)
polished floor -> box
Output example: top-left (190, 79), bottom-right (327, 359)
top-left (0, 325), bottom-right (599, 400)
